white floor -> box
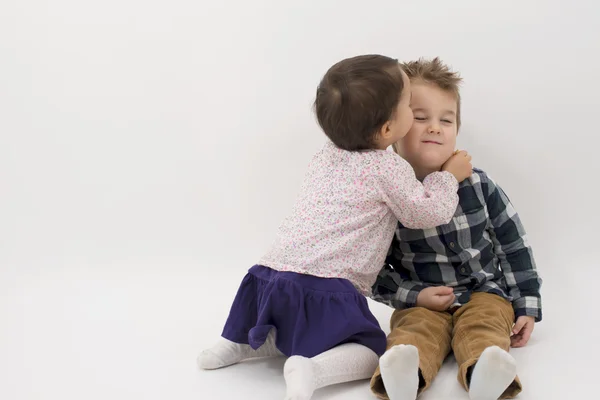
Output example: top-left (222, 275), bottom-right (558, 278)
top-left (1, 257), bottom-right (597, 400)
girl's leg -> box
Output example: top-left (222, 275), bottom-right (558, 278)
top-left (197, 328), bottom-right (283, 370)
top-left (283, 343), bottom-right (379, 400)
top-left (199, 266), bottom-right (284, 370)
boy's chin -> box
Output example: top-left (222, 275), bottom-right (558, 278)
top-left (415, 154), bottom-right (447, 171)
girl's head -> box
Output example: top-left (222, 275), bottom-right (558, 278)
top-left (314, 55), bottom-right (413, 151)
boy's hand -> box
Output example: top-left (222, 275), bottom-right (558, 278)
top-left (442, 150), bottom-right (473, 183)
top-left (511, 316), bottom-right (535, 348)
top-left (416, 286), bottom-right (456, 312)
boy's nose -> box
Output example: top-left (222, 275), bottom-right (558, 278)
top-left (428, 125), bottom-right (441, 134)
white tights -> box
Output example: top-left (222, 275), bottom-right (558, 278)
top-left (198, 334), bottom-right (378, 400)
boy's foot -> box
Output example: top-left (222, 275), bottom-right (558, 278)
top-left (283, 356), bottom-right (316, 400)
top-left (469, 346), bottom-right (517, 400)
top-left (379, 344), bottom-right (420, 400)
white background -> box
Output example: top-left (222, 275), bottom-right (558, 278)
top-left (1, 0), bottom-right (599, 399)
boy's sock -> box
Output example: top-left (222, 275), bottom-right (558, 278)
top-left (197, 329), bottom-right (282, 370)
top-left (469, 346), bottom-right (517, 400)
top-left (283, 343), bottom-right (378, 400)
top-left (379, 344), bottom-right (420, 400)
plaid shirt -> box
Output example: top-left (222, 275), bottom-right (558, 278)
top-left (371, 168), bottom-right (543, 322)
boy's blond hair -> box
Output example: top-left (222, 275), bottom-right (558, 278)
top-left (401, 57), bottom-right (463, 129)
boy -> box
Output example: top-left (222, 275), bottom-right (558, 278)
top-left (369, 58), bottom-right (542, 400)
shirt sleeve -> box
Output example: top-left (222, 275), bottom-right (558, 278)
top-left (370, 234), bottom-right (425, 309)
top-left (370, 264), bottom-right (425, 309)
top-left (377, 155), bottom-right (459, 229)
top-left (484, 176), bottom-right (543, 322)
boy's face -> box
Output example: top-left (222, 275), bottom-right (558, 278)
top-left (396, 81), bottom-right (458, 172)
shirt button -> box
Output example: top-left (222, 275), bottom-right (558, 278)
top-left (460, 267), bottom-right (467, 274)
top-left (449, 242), bottom-right (456, 248)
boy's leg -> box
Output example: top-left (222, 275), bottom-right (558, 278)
top-left (370, 307), bottom-right (453, 399)
top-left (468, 346), bottom-right (517, 400)
top-left (378, 344), bottom-right (420, 400)
top-left (283, 343), bottom-right (379, 400)
top-left (452, 292), bottom-right (522, 399)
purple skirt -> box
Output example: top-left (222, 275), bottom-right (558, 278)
top-left (221, 265), bottom-right (387, 358)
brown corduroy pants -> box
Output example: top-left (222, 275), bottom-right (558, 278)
top-left (370, 292), bottom-right (522, 399)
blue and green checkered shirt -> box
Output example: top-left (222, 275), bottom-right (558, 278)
top-left (370, 168), bottom-right (543, 322)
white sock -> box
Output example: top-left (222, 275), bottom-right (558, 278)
top-left (379, 344), bottom-right (420, 400)
top-left (283, 343), bottom-right (379, 400)
top-left (469, 346), bottom-right (517, 400)
top-left (197, 329), bottom-right (283, 370)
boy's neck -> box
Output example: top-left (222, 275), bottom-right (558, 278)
top-left (414, 165), bottom-right (442, 181)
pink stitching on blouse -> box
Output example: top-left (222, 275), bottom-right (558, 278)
top-left (258, 141), bottom-right (459, 295)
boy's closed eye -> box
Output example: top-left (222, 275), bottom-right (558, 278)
top-left (414, 116), bottom-right (454, 124)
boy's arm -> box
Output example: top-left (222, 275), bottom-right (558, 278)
top-left (370, 264), bottom-right (426, 309)
top-left (485, 176), bottom-right (543, 322)
top-left (378, 155), bottom-right (459, 229)
top-left (370, 235), bottom-right (426, 308)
